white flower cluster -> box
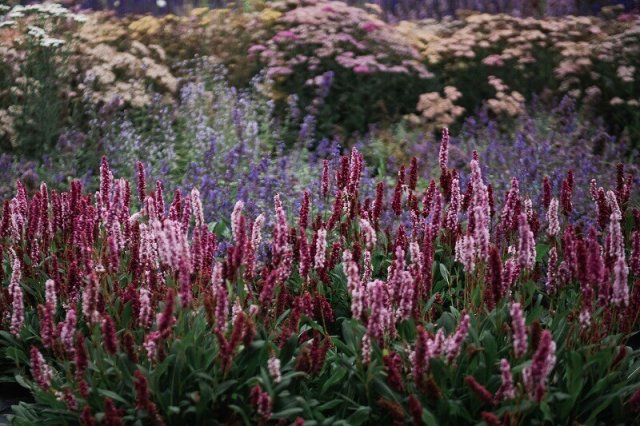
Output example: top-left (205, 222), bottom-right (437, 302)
top-left (7, 4), bottom-right (86, 23)
top-left (27, 25), bottom-right (65, 48)
top-left (3, 3), bottom-right (87, 49)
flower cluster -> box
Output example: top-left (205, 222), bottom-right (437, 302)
top-left (397, 13), bottom-right (640, 139)
top-left (0, 126), bottom-right (638, 424)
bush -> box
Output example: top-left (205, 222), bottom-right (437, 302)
top-left (250, 0), bottom-right (436, 135)
top-left (1, 130), bottom-right (640, 424)
top-left (398, 13), bottom-right (640, 142)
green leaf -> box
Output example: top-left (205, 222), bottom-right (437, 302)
top-left (347, 406), bottom-right (371, 425)
top-left (14, 374), bottom-right (31, 390)
top-left (438, 263), bottom-right (449, 285)
top-left (321, 367), bottom-right (347, 394)
top-left (97, 389), bottom-right (128, 404)
top-left (317, 399), bottom-right (343, 412)
top-left (272, 407), bottom-right (304, 419)
top-left (213, 379), bottom-right (238, 397)
top-left (422, 407), bottom-right (438, 426)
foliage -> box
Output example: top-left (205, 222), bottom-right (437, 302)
top-left (398, 12), bottom-right (640, 142)
top-left (249, 0), bottom-right (436, 135)
top-left (372, 96), bottom-right (640, 218)
top-left (0, 130), bottom-right (640, 424)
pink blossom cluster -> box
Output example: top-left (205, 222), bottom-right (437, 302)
top-left (523, 330), bottom-right (557, 402)
top-left (251, 0), bottom-right (432, 80)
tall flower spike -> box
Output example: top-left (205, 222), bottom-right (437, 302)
top-left (41, 279), bottom-right (57, 348)
top-left (367, 280), bottom-right (391, 346)
top-left (321, 160), bottom-right (330, 198)
top-left (396, 270), bottom-right (415, 322)
top-left (136, 161), bottom-right (146, 204)
top-left (191, 188), bottom-right (204, 227)
top-left (102, 315), bottom-right (118, 355)
top-left (359, 218), bottom-right (376, 250)
top-left (455, 235), bottom-right (476, 273)
top-left (299, 190), bottom-right (310, 230)
top-left (60, 307), bottom-right (77, 355)
top-left (445, 172), bottom-right (460, 231)
top-left (268, 356), bottom-right (282, 384)
top-left (510, 302), bottom-right (528, 358)
top-left (523, 330), bottom-right (556, 402)
top-left (465, 376), bottom-right (494, 404)
top-left (100, 156), bottom-right (112, 212)
top-left (613, 257), bottom-right (630, 307)
top-left (9, 259), bottom-right (24, 336)
top-left (314, 227), bottom-right (327, 269)
top-left (231, 200), bottom-right (245, 243)
top-left (273, 194), bottom-right (292, 281)
top-left (500, 177), bottom-right (520, 233)
top-left (560, 170), bottom-right (573, 217)
top-left (545, 247), bottom-right (559, 294)
top-left (343, 250), bottom-right (366, 319)
top-left (547, 198), bottom-right (560, 237)
top-left (543, 176), bottom-right (552, 210)
top-left (138, 287), bottom-right (153, 329)
top-left (446, 313), bottom-right (470, 363)
top-left (518, 213), bottom-right (536, 271)
top-left (439, 127), bottom-right (449, 171)
top-left (30, 346), bottom-right (53, 390)
top-left (470, 159), bottom-right (490, 258)
top-left (298, 231), bottom-right (311, 279)
top-left (495, 358), bottom-right (516, 401)
top-left (361, 334), bottom-right (372, 365)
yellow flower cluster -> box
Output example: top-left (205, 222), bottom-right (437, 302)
top-left (408, 86), bottom-right (465, 130)
top-left (486, 76), bottom-right (525, 117)
top-left (400, 12), bottom-right (639, 125)
top-left (1, 7), bottom-right (180, 111)
top-left (123, 7), bottom-right (268, 85)
top-left (74, 15), bottom-right (178, 107)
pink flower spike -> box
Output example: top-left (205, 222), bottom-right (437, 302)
top-left (60, 308), bottom-right (77, 355)
top-left (268, 357), bottom-right (282, 384)
top-left (455, 235), bottom-right (476, 273)
top-left (547, 198), bottom-right (560, 237)
top-left (191, 188), bottom-right (204, 227)
top-left (518, 213), bottom-right (536, 271)
top-left (321, 160), bottom-right (330, 198)
top-left (439, 128), bottom-right (449, 171)
top-left (9, 259), bottom-right (24, 337)
top-left (523, 330), bottom-right (556, 402)
top-left (509, 302), bottom-right (528, 358)
top-left (495, 358), bottom-right (516, 401)
top-left (446, 313), bottom-right (470, 363)
top-left (314, 227), bottom-right (327, 270)
top-left (30, 346), bottom-right (53, 390)
top-left (231, 200), bottom-right (245, 243)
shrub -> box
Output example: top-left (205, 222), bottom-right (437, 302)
top-left (1, 130), bottom-right (640, 424)
top-left (398, 13), bottom-right (640, 141)
top-left (250, 0), bottom-right (436, 135)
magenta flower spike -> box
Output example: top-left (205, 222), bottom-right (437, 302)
top-left (510, 302), bottom-right (528, 358)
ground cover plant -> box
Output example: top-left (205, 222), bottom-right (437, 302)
top-left (1, 130), bottom-right (640, 424)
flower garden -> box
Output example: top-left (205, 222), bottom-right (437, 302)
top-left (1, 0), bottom-right (640, 424)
